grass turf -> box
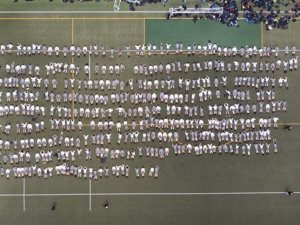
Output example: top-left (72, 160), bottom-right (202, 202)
top-left (146, 19), bottom-right (261, 47)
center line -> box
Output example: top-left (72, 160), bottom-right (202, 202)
top-left (88, 53), bottom-right (91, 81)
top-left (89, 180), bottom-right (92, 211)
top-left (23, 178), bottom-right (26, 212)
top-left (71, 18), bottom-right (74, 45)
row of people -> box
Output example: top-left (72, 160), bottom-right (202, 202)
top-left (48, 102), bottom-right (287, 125)
top-left (0, 73), bottom-right (290, 93)
top-left (0, 145), bottom-right (183, 166)
top-left (0, 164), bottom-right (159, 179)
top-left (73, 101), bottom-right (287, 120)
top-left (0, 126), bottom-right (276, 150)
top-left (0, 42), bottom-right (297, 57)
top-left (41, 88), bottom-right (286, 106)
top-left (0, 103), bottom-right (45, 117)
top-left (0, 114), bottom-right (282, 138)
top-left (2, 58), bottom-right (297, 85)
top-left (173, 140), bottom-right (278, 156)
top-left (134, 57), bottom-right (298, 75)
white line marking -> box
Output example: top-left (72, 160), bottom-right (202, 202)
top-left (88, 53), bottom-right (91, 81)
top-left (89, 179), bottom-right (92, 211)
top-left (0, 192), bottom-right (297, 197)
top-left (23, 178), bottom-right (26, 212)
top-left (0, 11), bottom-right (165, 14)
top-left (0, 10), bottom-right (294, 14)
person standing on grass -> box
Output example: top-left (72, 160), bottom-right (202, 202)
top-left (51, 202), bottom-right (56, 211)
top-left (286, 188), bottom-right (294, 196)
top-left (103, 200), bottom-right (109, 209)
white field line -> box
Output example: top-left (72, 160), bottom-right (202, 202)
top-left (0, 10), bottom-right (294, 14)
top-left (23, 178), bottom-right (26, 212)
top-left (88, 53), bottom-right (91, 81)
top-left (89, 179), bottom-right (92, 211)
top-left (0, 11), bottom-right (168, 14)
top-left (0, 192), bottom-right (298, 197)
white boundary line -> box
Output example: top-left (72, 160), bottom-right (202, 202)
top-left (0, 10), bottom-right (294, 14)
top-left (23, 178), bottom-right (26, 212)
top-left (89, 179), bottom-right (92, 211)
top-left (0, 11), bottom-right (188, 14)
top-left (88, 53), bottom-right (91, 81)
top-left (0, 192), bottom-right (298, 197)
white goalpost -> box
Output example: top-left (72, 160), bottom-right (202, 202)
top-left (168, 7), bottom-right (224, 18)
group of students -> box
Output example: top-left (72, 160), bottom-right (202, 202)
top-left (0, 41), bottom-right (297, 181)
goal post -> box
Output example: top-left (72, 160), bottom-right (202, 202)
top-left (168, 7), bottom-right (224, 18)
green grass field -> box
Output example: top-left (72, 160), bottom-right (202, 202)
top-left (146, 19), bottom-right (261, 47)
top-left (0, 4), bottom-right (300, 225)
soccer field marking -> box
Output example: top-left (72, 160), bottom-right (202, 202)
top-left (0, 16), bottom-right (299, 20)
top-left (89, 179), bottom-right (92, 211)
top-left (0, 192), bottom-right (298, 197)
top-left (0, 10), bottom-right (297, 14)
top-left (261, 22), bottom-right (264, 48)
top-left (0, 17), bottom-right (163, 20)
top-left (89, 53), bottom-right (91, 81)
top-left (0, 17), bottom-right (243, 20)
top-left (143, 18), bottom-right (146, 45)
top-left (23, 178), bottom-right (26, 212)
top-left (72, 18), bottom-right (74, 45)
top-left (0, 11), bottom-right (172, 14)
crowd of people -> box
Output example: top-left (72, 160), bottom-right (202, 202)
top-left (242, 1), bottom-right (299, 30)
top-left (168, 0), bottom-right (299, 29)
top-left (0, 41), bottom-right (297, 180)
top-left (11, 0), bottom-right (300, 29)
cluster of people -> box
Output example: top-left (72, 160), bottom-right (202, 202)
top-left (11, 0), bottom-right (300, 29)
top-left (241, 0), bottom-right (299, 29)
top-left (0, 41), bottom-right (297, 180)
top-left (167, 0), bottom-right (239, 27)
top-left (169, 0), bottom-right (299, 29)
top-left (207, 0), bottom-right (239, 27)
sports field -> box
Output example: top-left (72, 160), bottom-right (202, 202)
top-left (0, 1), bottom-right (300, 225)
